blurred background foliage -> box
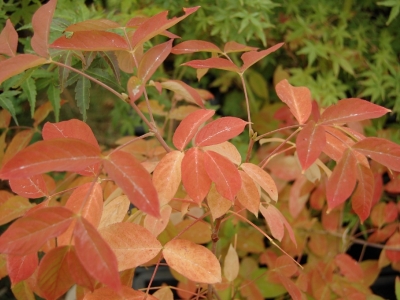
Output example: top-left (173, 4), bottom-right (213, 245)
top-left (0, 0), bottom-right (399, 139)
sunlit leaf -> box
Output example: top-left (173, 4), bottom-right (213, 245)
top-left (195, 117), bottom-right (247, 147)
top-left (31, 0), bottom-right (57, 58)
top-left (74, 217), bottom-right (121, 291)
top-left (326, 149), bottom-right (357, 211)
top-left (0, 54), bottom-right (47, 85)
top-left (240, 163), bottom-right (278, 201)
top-left (37, 246), bottom-right (74, 300)
top-left (171, 40), bottom-right (221, 54)
top-left (319, 98), bottom-right (390, 125)
top-left (175, 219), bottom-right (212, 244)
top-left (173, 109), bottom-right (215, 150)
top-left (240, 43), bottom-right (284, 72)
top-left (99, 195), bottom-right (130, 229)
top-left (163, 239), bottom-right (221, 284)
top-left (182, 57), bottom-right (240, 73)
top-left (0, 139), bottom-right (101, 179)
top-left (204, 150), bottom-right (241, 201)
top-left (0, 19), bottom-right (18, 57)
top-left (0, 207), bottom-right (74, 255)
top-left (103, 150), bottom-right (160, 217)
top-left (7, 253), bottom-right (38, 284)
top-left (236, 170), bottom-right (260, 216)
top-left (153, 286), bottom-right (174, 300)
top-left (100, 222), bottom-right (162, 271)
top-left (224, 244), bottom-right (239, 281)
top-left (275, 79), bottom-right (312, 125)
top-left (202, 141), bottom-right (242, 166)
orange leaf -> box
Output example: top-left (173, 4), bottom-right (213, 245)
top-left (0, 196), bottom-right (34, 226)
top-left (31, 0), bottom-right (57, 58)
top-left (223, 244), bottom-right (239, 281)
top-left (224, 41), bottom-right (258, 53)
top-left (207, 184), bottom-right (232, 220)
top-left (160, 80), bottom-right (204, 107)
top-left (99, 195), bottom-right (130, 229)
top-left (163, 239), bottom-right (221, 283)
top-left (37, 246), bottom-right (74, 300)
top-left (260, 205), bottom-right (297, 246)
top-left (73, 217), bottom-right (121, 291)
top-left (181, 148), bottom-right (211, 203)
top-left (42, 119), bottom-right (100, 151)
top-left (103, 150), bottom-right (160, 217)
top-left (319, 98), bottom-right (390, 125)
top-left (353, 137), bottom-right (400, 172)
top-left (296, 120), bottom-right (325, 170)
top-left (275, 79), bottom-right (312, 125)
top-left (0, 19), bottom-right (18, 57)
top-left (67, 247), bottom-right (97, 291)
top-left (7, 253), bottom-right (38, 284)
top-left (236, 170), bottom-right (260, 216)
top-left (240, 43), bottom-right (284, 72)
top-left (204, 150), bottom-right (241, 201)
top-left (9, 175), bottom-right (48, 198)
top-left (334, 253), bottom-right (364, 281)
top-left (0, 54), bottom-right (47, 85)
top-left (182, 57), bottom-right (240, 73)
top-left (50, 31), bottom-right (129, 51)
top-left (0, 109), bottom-right (11, 128)
top-left (0, 207), bottom-right (74, 255)
top-left (153, 151), bottom-right (184, 205)
top-left (195, 117), bottom-right (247, 147)
top-left (274, 255), bottom-right (298, 277)
top-left (3, 129), bottom-right (34, 165)
top-left (173, 109), bottom-right (215, 150)
top-left (84, 286), bottom-right (158, 300)
top-left (0, 139), bottom-right (101, 179)
top-left (153, 286), bottom-right (174, 300)
top-left (171, 40), bottom-right (221, 54)
top-left (144, 205), bottom-right (172, 237)
top-left (175, 219), bottom-right (212, 244)
top-left (289, 176), bottom-right (313, 218)
top-left (386, 232), bottom-right (400, 263)
top-left (130, 7), bottom-right (199, 49)
top-left (352, 163), bottom-right (374, 222)
top-left (100, 222), bottom-right (162, 271)
top-left (65, 19), bottom-right (121, 32)
top-left (138, 39), bottom-right (173, 83)
top-left (271, 272), bottom-right (302, 300)
top-left (202, 141), bottom-right (242, 165)
top-left (240, 163), bottom-right (278, 201)
top-left (326, 149), bottom-right (357, 211)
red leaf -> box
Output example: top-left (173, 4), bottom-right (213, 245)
top-left (0, 139), bottom-right (101, 179)
top-left (353, 137), bottom-right (400, 172)
top-left (7, 253), bottom-right (38, 284)
top-left (160, 80), bottom-right (204, 107)
top-left (103, 150), bottom-right (160, 217)
top-left (240, 43), bottom-right (284, 72)
top-left (65, 19), bottom-right (121, 32)
top-left (319, 98), bottom-right (390, 125)
top-left (37, 246), bottom-right (74, 300)
top-left (352, 164), bottom-right (374, 222)
top-left (195, 117), bottom-right (247, 147)
top-left (275, 79), bottom-right (312, 125)
top-left (31, 0), bottom-right (57, 58)
top-left (127, 75), bottom-right (144, 103)
top-left (334, 253), bottom-right (364, 281)
top-left (138, 39), bottom-right (173, 82)
top-left (224, 41), bottom-right (258, 53)
top-left (9, 175), bottom-right (48, 198)
top-left (50, 31), bottom-right (129, 51)
top-left (0, 54), bottom-right (47, 85)
top-left (99, 222), bottom-right (162, 271)
top-left (73, 217), bottom-right (121, 291)
top-left (171, 40), bottom-right (221, 54)
top-left (130, 7), bottom-right (199, 49)
top-left (183, 57), bottom-right (240, 73)
top-left (240, 163), bottom-right (278, 201)
top-left (42, 119), bottom-right (100, 151)
top-left (163, 239), bottom-right (221, 284)
top-left (84, 286), bottom-right (158, 300)
top-left (203, 150), bottom-right (241, 201)
top-left (173, 109), bottom-right (215, 150)
top-left (67, 247), bottom-right (96, 291)
top-left (181, 147), bottom-right (211, 203)
top-left (0, 19), bottom-right (18, 57)
top-left (326, 149), bottom-right (357, 211)
top-left (0, 207), bottom-right (74, 255)
top-left (296, 120), bottom-right (326, 170)
top-left (3, 129), bottom-right (34, 165)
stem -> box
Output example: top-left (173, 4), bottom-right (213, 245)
top-left (255, 124), bottom-right (301, 141)
top-left (109, 132), bottom-right (154, 155)
top-left (208, 214), bottom-right (224, 300)
top-left (239, 74), bottom-right (252, 135)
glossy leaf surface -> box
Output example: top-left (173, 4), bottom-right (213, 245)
top-left (195, 117), bottom-right (247, 147)
top-left (163, 239), bottom-right (221, 284)
top-left (0, 207), bottom-right (73, 255)
top-left (103, 150), bottom-right (160, 217)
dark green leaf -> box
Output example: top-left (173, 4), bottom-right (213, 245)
top-left (75, 76), bottom-right (91, 121)
top-left (0, 90), bottom-right (20, 125)
top-left (47, 83), bottom-right (61, 122)
top-left (21, 77), bottom-right (37, 117)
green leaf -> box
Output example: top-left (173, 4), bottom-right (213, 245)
top-left (21, 77), bottom-right (37, 117)
top-left (377, 0), bottom-right (400, 25)
top-left (396, 276), bottom-right (400, 300)
top-left (75, 76), bottom-right (91, 121)
top-left (58, 51), bottom-right (73, 92)
top-left (47, 83), bottom-right (61, 122)
top-left (0, 90), bottom-right (20, 125)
